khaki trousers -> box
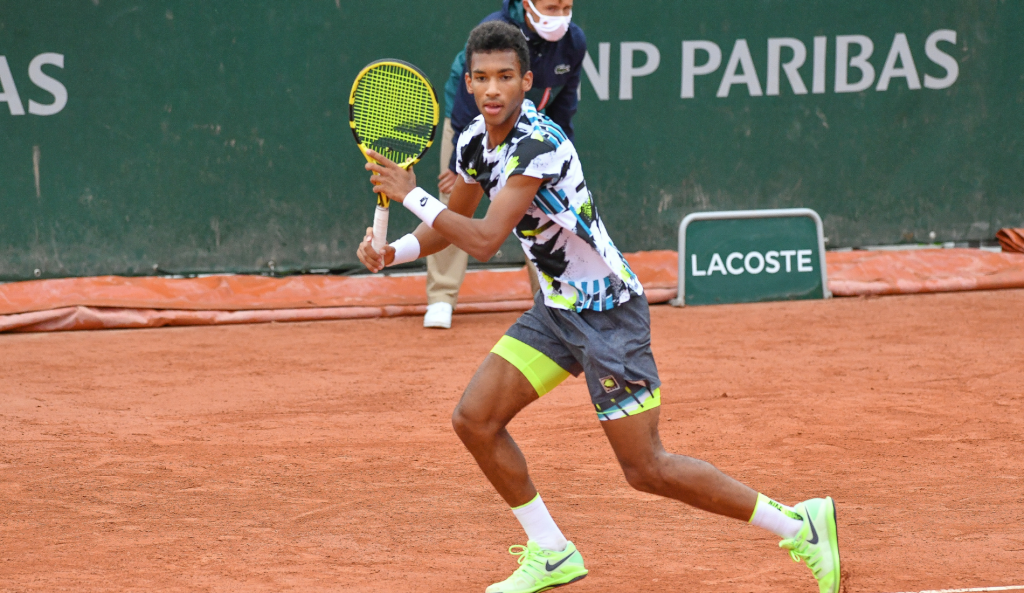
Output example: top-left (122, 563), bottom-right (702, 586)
top-left (426, 119), bottom-right (469, 307)
top-left (425, 119), bottom-right (541, 306)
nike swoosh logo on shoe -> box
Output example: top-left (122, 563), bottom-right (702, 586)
top-left (545, 551), bottom-right (574, 572)
top-left (806, 509), bottom-right (820, 545)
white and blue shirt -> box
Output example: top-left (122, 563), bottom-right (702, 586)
top-left (455, 99), bottom-right (643, 312)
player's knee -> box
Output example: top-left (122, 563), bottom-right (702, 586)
top-left (621, 459), bottom-right (666, 494)
top-left (450, 405), bottom-right (472, 439)
top-left (451, 403), bottom-right (490, 444)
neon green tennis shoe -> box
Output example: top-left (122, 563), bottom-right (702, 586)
top-left (780, 497), bottom-right (841, 593)
top-left (485, 540), bottom-right (588, 593)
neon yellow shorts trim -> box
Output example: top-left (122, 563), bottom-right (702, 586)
top-left (594, 387), bottom-right (661, 421)
top-left (491, 336), bottom-right (570, 397)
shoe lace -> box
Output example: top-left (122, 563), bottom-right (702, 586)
top-left (508, 544), bottom-right (546, 581)
top-left (781, 537), bottom-right (825, 579)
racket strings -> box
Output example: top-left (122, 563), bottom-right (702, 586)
top-left (352, 64), bottom-right (436, 166)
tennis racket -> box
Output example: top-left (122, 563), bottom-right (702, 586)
top-left (349, 59), bottom-right (440, 253)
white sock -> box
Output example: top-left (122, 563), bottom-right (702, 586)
top-left (511, 493), bottom-right (568, 552)
top-left (749, 493), bottom-right (804, 539)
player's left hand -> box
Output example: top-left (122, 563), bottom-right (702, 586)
top-left (364, 149), bottom-right (416, 203)
top-left (356, 226), bottom-right (394, 273)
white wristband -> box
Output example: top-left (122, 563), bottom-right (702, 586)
top-left (402, 187), bottom-right (447, 228)
top-left (388, 233), bottom-right (421, 266)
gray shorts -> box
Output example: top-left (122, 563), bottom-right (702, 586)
top-left (494, 291), bottom-right (662, 421)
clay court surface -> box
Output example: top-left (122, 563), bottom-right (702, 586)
top-left (2, 289), bottom-right (1023, 593)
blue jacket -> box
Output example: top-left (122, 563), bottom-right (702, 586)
top-left (444, 0), bottom-right (587, 172)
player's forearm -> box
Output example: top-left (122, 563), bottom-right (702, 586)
top-left (411, 223), bottom-right (452, 258)
top-left (411, 177), bottom-right (486, 257)
top-left (398, 178), bottom-right (533, 262)
top-left (431, 211), bottom-right (506, 262)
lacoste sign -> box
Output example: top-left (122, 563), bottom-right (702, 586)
top-left (673, 209), bottom-right (830, 306)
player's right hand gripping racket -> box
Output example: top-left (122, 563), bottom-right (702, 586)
top-left (349, 59), bottom-right (440, 253)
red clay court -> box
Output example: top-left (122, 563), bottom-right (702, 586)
top-left (3, 3), bottom-right (1023, 592)
top-left (2, 288), bottom-right (1022, 592)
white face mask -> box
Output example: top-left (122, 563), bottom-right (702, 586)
top-left (524, 0), bottom-right (572, 42)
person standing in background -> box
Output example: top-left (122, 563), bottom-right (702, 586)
top-left (424, 0), bottom-right (584, 329)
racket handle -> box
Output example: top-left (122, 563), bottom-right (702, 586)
top-left (371, 205), bottom-right (389, 253)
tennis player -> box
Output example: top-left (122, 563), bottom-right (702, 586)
top-left (357, 21), bottom-right (841, 593)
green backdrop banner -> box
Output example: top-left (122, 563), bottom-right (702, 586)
top-left (1, 1), bottom-right (1021, 280)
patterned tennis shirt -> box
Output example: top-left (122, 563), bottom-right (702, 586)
top-left (455, 99), bottom-right (643, 312)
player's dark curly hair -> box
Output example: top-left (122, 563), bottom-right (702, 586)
top-left (466, 21), bottom-right (531, 75)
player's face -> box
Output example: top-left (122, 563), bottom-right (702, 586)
top-left (466, 51), bottom-right (534, 128)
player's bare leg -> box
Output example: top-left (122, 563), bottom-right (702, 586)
top-left (602, 406), bottom-right (841, 593)
top-left (600, 406), bottom-right (758, 520)
top-left (451, 352), bottom-right (542, 507)
top-left (452, 353), bottom-right (588, 592)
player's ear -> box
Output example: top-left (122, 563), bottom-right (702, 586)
top-left (521, 70), bottom-right (534, 93)
top-left (465, 71), bottom-right (473, 93)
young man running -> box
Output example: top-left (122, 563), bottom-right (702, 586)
top-left (357, 21), bottom-right (841, 593)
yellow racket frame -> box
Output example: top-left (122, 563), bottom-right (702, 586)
top-left (348, 59), bottom-right (440, 210)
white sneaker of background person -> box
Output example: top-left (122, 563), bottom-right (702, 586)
top-left (424, 302), bottom-right (453, 329)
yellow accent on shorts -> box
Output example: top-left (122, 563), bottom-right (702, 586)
top-left (636, 387), bottom-right (662, 413)
top-left (594, 387), bottom-right (661, 420)
top-left (491, 336), bottom-right (570, 397)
